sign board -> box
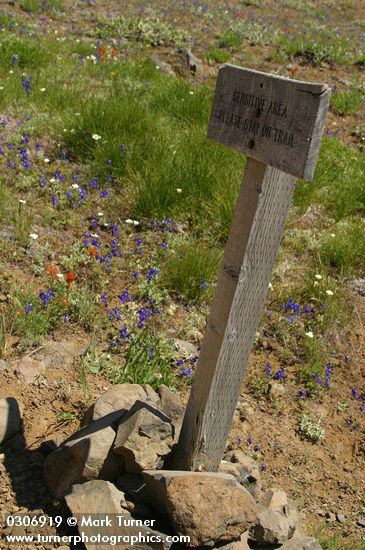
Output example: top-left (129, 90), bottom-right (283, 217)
top-left (207, 65), bottom-right (331, 180)
top-left (173, 65), bottom-right (331, 473)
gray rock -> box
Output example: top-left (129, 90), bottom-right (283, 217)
top-left (157, 385), bottom-right (184, 440)
top-left (39, 339), bottom-right (89, 368)
top-left (65, 480), bottom-right (171, 550)
top-left (0, 397), bottom-right (23, 445)
top-left (269, 381), bottom-right (286, 397)
top-left (352, 278), bottom-right (365, 296)
top-left (336, 513), bottom-right (346, 524)
top-left (249, 499), bottom-right (299, 545)
top-left (179, 48), bottom-right (204, 76)
top-left (279, 536), bottom-right (322, 549)
top-left (82, 384), bottom-right (151, 426)
top-left (143, 470), bottom-right (258, 547)
top-left (150, 55), bottom-right (175, 76)
top-left (217, 531), bottom-right (251, 549)
top-left (44, 416), bottom-right (122, 499)
top-left (113, 401), bottom-right (173, 473)
top-left (357, 518), bottom-right (365, 527)
top-left (222, 451), bottom-right (263, 501)
top-left (173, 339), bottom-right (197, 358)
top-left (0, 359), bottom-right (9, 371)
top-left (15, 357), bottom-right (47, 384)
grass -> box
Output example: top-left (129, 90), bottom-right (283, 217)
top-left (330, 85), bottom-right (364, 115)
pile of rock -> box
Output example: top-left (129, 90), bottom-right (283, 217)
top-left (1, 385), bottom-right (322, 549)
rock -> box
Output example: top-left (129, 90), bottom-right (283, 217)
top-left (0, 397), bottom-right (23, 445)
top-left (262, 488), bottom-right (288, 511)
top-left (179, 48), bottom-right (204, 76)
top-left (40, 339), bottom-right (89, 368)
top-left (352, 278), bottom-right (365, 296)
top-left (150, 55), bottom-right (175, 76)
top-left (173, 339), bottom-right (197, 358)
top-left (15, 357), bottom-right (47, 384)
top-left (219, 531), bottom-right (251, 549)
top-left (249, 500), bottom-right (299, 545)
top-left (357, 518), bottom-right (365, 527)
top-left (113, 401), bottom-right (173, 473)
top-left (0, 359), bottom-right (9, 371)
top-left (279, 536), bottom-right (322, 549)
top-left (326, 511), bottom-right (336, 522)
top-left (269, 381), bottom-right (286, 397)
top-left (116, 473), bottom-right (150, 505)
top-left (336, 513), bottom-right (346, 523)
top-left (82, 384), bottom-right (151, 426)
top-left (143, 470), bottom-right (258, 547)
top-left (221, 451), bottom-right (263, 501)
top-left (44, 416), bottom-right (122, 499)
top-left (157, 385), bottom-right (184, 440)
top-left (65, 480), bottom-right (170, 550)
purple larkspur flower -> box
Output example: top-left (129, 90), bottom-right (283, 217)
top-left (147, 267), bottom-right (158, 282)
top-left (24, 303), bottom-right (33, 314)
top-left (265, 362), bottom-right (271, 379)
top-left (118, 289), bottom-right (132, 304)
top-left (120, 326), bottom-right (130, 339)
top-left (273, 366), bottom-right (285, 381)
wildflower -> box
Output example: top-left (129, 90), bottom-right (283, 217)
top-left (324, 363), bottom-right (332, 389)
top-left (303, 306), bottom-right (312, 314)
top-left (273, 366), bottom-right (285, 381)
top-left (135, 237), bottom-right (143, 247)
top-left (40, 88), bottom-right (46, 92)
top-left (100, 189), bottom-right (109, 198)
top-left (343, 355), bottom-right (349, 364)
top-left (29, 233), bottom-right (38, 240)
top-left (132, 271), bottom-right (139, 279)
top-left (137, 308), bottom-right (152, 329)
top-left (120, 326), bottom-right (130, 339)
top-left (325, 290), bottom-right (334, 296)
top-left (147, 267), bottom-right (158, 282)
top-left (63, 315), bottom-right (69, 323)
top-left (19, 199), bottom-right (26, 204)
top-left (48, 265), bottom-right (59, 277)
top-left (24, 303), bottom-right (33, 314)
top-left (201, 277), bottom-right (208, 290)
top-left (52, 195), bottom-right (59, 207)
top-left (315, 274), bottom-right (322, 280)
top-left (44, 158), bottom-right (50, 163)
top-left (118, 289), bottom-right (132, 304)
top-left (313, 374), bottom-right (322, 385)
top-left (148, 347), bottom-right (155, 360)
top-left (176, 359), bottom-right (185, 367)
top-left (236, 437), bottom-right (242, 446)
top-left (160, 241), bottom-right (168, 249)
top-left (260, 463), bottom-right (267, 472)
top-left (176, 188), bottom-right (182, 193)
top-left (181, 367), bottom-right (192, 377)
top-left (87, 247), bottom-right (97, 256)
top-left (92, 134), bottom-right (101, 140)
top-left (299, 389), bottom-right (307, 398)
top-left (21, 76), bottom-right (33, 94)
top-left (265, 362), bottom-right (271, 378)
top-left (305, 331), bottom-right (314, 338)
top-left (352, 387), bottom-right (359, 400)
top-left (100, 292), bottom-right (108, 307)
top-left (283, 297), bottom-right (300, 314)
top-left (66, 272), bottom-right (76, 285)
top-left (39, 289), bottom-right (55, 306)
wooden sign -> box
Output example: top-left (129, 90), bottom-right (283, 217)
top-left (173, 65), bottom-right (330, 472)
top-left (207, 65), bottom-right (330, 180)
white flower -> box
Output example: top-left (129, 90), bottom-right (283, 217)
top-left (71, 183), bottom-right (79, 189)
top-left (325, 290), bottom-right (334, 296)
top-left (133, 220), bottom-right (139, 226)
top-left (50, 178), bottom-right (56, 183)
top-left (19, 199), bottom-right (27, 204)
top-left (0, 87), bottom-right (4, 90)
top-left (56, 273), bottom-right (64, 280)
top-left (92, 133), bottom-right (101, 140)
top-left (330, 233), bottom-right (336, 238)
top-left (44, 158), bottom-right (50, 163)
top-left (189, 91), bottom-right (194, 95)
top-left (268, 282), bottom-right (273, 290)
top-left (9, 70), bottom-right (13, 74)
top-left (315, 274), bottom-right (322, 280)
top-left (29, 233), bottom-right (38, 240)
top-left (97, 212), bottom-right (104, 217)
top-left (40, 88), bottom-right (46, 92)
top-left (75, 113), bottom-right (81, 116)
top-left (176, 188), bottom-right (182, 193)
top-left (305, 331), bottom-right (314, 338)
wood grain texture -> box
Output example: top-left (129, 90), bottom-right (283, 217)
top-left (173, 159), bottom-right (296, 472)
top-left (207, 65), bottom-right (331, 180)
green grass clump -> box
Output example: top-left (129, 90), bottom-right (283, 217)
top-left (159, 238), bottom-right (222, 303)
top-left (330, 86), bottom-right (364, 115)
top-left (119, 331), bottom-right (176, 389)
top-left (99, 16), bottom-right (190, 47)
top-left (20, 0), bottom-right (64, 14)
top-left (205, 48), bottom-right (230, 65)
top-left (318, 218), bottom-right (365, 275)
top-left (0, 35), bottom-right (52, 70)
top-left (293, 138), bottom-right (365, 221)
top-left (220, 20), bottom-right (277, 48)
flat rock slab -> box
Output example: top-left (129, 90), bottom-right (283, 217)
top-left (279, 537), bottom-right (322, 550)
top-left (39, 338), bottom-right (89, 368)
top-left (143, 470), bottom-right (258, 547)
top-left (220, 452), bottom-right (263, 501)
top-left (44, 416), bottom-right (123, 499)
top-left (82, 384), bottom-right (156, 426)
top-left (65, 480), bottom-right (171, 550)
top-left (15, 357), bottom-right (47, 384)
top-left (249, 501), bottom-right (299, 545)
top-left (0, 397), bottom-right (23, 445)
top-left (114, 401), bottom-right (173, 473)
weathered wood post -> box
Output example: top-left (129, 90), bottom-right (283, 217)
top-left (173, 65), bottom-right (331, 472)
